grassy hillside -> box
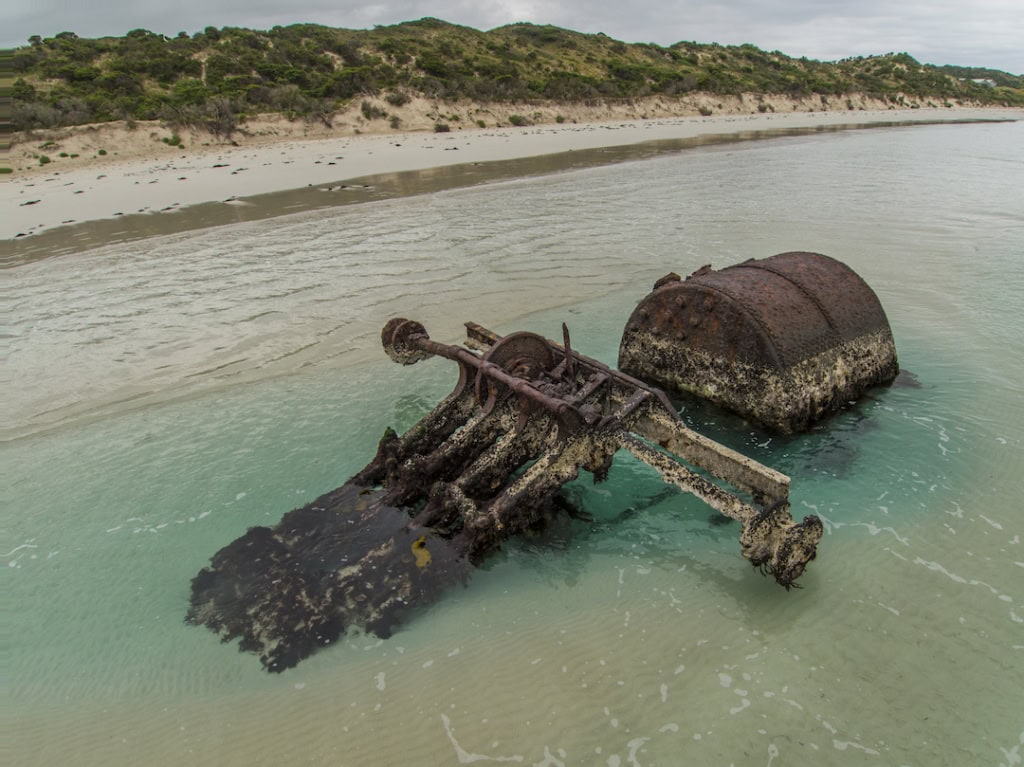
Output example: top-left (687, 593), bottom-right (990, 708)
top-left (9, 19), bottom-right (1024, 134)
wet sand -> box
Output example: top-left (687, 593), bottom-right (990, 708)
top-left (4, 107), bottom-right (1020, 263)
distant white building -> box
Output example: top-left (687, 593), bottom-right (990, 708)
top-left (970, 78), bottom-right (997, 87)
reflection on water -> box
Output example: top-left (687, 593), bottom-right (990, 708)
top-left (6, 120), bottom-right (1023, 766)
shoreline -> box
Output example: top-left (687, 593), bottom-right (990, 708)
top-left (4, 111), bottom-right (1019, 443)
top-left (3, 105), bottom-right (1021, 252)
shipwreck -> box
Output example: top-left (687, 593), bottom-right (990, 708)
top-left (187, 251), bottom-right (899, 671)
top-left (188, 317), bottom-right (824, 671)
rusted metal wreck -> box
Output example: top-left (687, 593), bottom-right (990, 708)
top-left (619, 252), bottom-right (899, 432)
top-left (188, 317), bottom-right (822, 671)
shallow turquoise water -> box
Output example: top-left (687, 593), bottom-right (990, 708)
top-left (5, 120), bottom-right (1023, 765)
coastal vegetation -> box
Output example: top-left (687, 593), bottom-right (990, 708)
top-left (8, 18), bottom-right (1024, 135)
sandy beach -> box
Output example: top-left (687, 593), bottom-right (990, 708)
top-left (4, 104), bottom-right (1021, 244)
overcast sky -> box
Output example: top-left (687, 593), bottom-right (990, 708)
top-left (3, 0), bottom-right (1022, 73)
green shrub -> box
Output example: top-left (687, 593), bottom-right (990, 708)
top-left (389, 115), bottom-right (401, 129)
top-left (698, 105), bottom-right (713, 116)
top-left (0, 167), bottom-right (13, 174)
top-left (555, 114), bottom-right (565, 123)
top-left (475, 119), bottom-right (486, 128)
top-left (508, 114), bottom-right (530, 126)
top-left (10, 22), bottom-right (1018, 132)
top-left (59, 152), bottom-right (69, 157)
top-left (361, 100), bottom-right (386, 119)
top-left (39, 155), bottom-right (52, 165)
top-left (433, 122), bottom-right (450, 132)
top-left (162, 133), bottom-right (183, 146)
top-left (97, 148), bottom-right (107, 155)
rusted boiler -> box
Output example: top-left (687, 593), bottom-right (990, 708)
top-left (619, 252), bottom-right (899, 432)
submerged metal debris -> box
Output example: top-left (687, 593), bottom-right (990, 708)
top-left (619, 252), bottom-right (899, 432)
top-left (188, 319), bottom-right (821, 671)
